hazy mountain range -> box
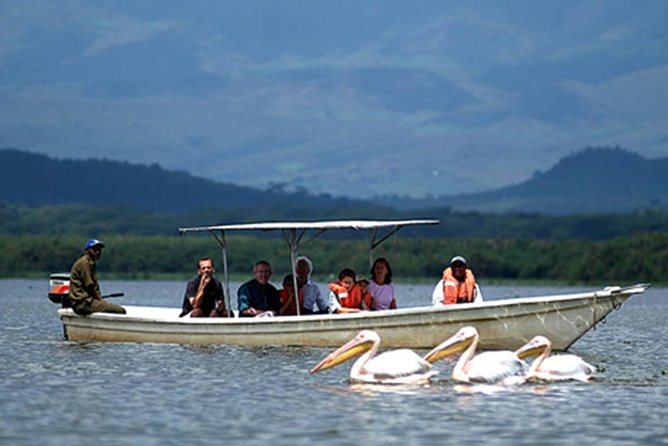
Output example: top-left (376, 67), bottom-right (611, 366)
top-left (1, 1), bottom-right (666, 199)
top-left (1, 146), bottom-right (666, 215)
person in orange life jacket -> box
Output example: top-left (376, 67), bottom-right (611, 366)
top-left (278, 274), bottom-right (304, 316)
top-left (327, 268), bottom-right (362, 313)
top-left (431, 255), bottom-right (482, 306)
top-left (367, 257), bottom-right (397, 310)
top-left (355, 275), bottom-right (373, 310)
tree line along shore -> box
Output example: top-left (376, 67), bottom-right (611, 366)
top-left (1, 233), bottom-right (665, 285)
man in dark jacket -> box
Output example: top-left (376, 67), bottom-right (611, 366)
top-left (237, 260), bottom-right (281, 317)
top-left (180, 257), bottom-right (229, 317)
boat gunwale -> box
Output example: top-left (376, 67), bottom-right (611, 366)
top-left (58, 284), bottom-right (647, 326)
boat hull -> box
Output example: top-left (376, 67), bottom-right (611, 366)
top-left (58, 285), bottom-right (646, 350)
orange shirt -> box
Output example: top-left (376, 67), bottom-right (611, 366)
top-left (279, 288), bottom-right (304, 315)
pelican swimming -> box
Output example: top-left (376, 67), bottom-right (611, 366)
top-left (309, 330), bottom-right (438, 385)
top-left (424, 326), bottom-right (529, 385)
top-left (515, 335), bottom-right (596, 382)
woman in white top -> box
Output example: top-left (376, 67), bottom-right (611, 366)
top-left (367, 257), bottom-right (397, 310)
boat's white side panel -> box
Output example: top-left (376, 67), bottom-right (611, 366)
top-left (58, 286), bottom-right (646, 350)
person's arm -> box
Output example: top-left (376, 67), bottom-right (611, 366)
top-left (237, 284), bottom-right (255, 315)
top-left (389, 284), bottom-right (397, 309)
top-left (327, 290), bottom-right (341, 314)
top-left (314, 285), bottom-right (329, 314)
top-left (431, 279), bottom-right (444, 307)
top-left (191, 275), bottom-right (210, 310)
top-left (81, 261), bottom-right (102, 300)
top-left (328, 290), bottom-right (359, 314)
top-left (279, 293), bottom-right (294, 315)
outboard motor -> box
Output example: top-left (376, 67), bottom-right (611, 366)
top-left (48, 273), bottom-right (71, 307)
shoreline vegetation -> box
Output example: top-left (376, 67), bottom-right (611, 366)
top-left (1, 233), bottom-right (665, 285)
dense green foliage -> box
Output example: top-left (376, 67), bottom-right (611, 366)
top-left (2, 203), bottom-right (668, 241)
top-left (2, 232), bottom-right (666, 284)
top-left (2, 147), bottom-right (666, 283)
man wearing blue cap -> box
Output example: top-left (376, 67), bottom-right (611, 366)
top-left (68, 239), bottom-right (126, 315)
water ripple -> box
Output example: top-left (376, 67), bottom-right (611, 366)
top-left (1, 280), bottom-right (666, 446)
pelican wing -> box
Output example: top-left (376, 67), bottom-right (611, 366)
top-left (535, 354), bottom-right (596, 382)
top-left (466, 351), bottom-right (529, 384)
top-left (363, 349), bottom-right (433, 379)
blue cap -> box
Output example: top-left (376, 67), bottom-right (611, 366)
top-left (84, 239), bottom-right (105, 250)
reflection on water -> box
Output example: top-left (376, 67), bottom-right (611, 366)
top-left (0, 279), bottom-right (666, 446)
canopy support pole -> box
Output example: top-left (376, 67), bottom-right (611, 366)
top-left (211, 230), bottom-right (231, 315)
top-left (367, 224), bottom-right (405, 267)
top-left (282, 228), bottom-right (304, 316)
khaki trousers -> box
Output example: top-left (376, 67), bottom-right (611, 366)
top-left (72, 297), bottom-right (126, 316)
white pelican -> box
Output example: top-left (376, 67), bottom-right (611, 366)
top-left (515, 335), bottom-right (596, 382)
top-left (309, 330), bottom-right (438, 385)
top-left (423, 326), bottom-right (529, 385)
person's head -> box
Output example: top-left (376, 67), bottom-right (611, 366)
top-left (356, 275), bottom-right (369, 292)
top-left (84, 239), bottom-right (105, 260)
top-left (254, 260), bottom-right (272, 285)
top-left (450, 255), bottom-right (468, 281)
top-left (282, 274), bottom-right (296, 293)
top-left (296, 256), bottom-right (313, 283)
top-left (197, 257), bottom-right (215, 277)
top-left (371, 257), bottom-right (393, 284)
top-left (338, 268), bottom-right (356, 292)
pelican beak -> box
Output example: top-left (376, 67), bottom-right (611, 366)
top-left (515, 336), bottom-right (549, 360)
top-left (309, 338), bottom-right (372, 374)
top-left (423, 335), bottom-right (473, 364)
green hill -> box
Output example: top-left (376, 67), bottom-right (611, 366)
top-left (384, 147), bottom-right (668, 215)
top-left (0, 148), bottom-right (372, 214)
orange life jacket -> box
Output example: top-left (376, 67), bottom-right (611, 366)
top-left (349, 284), bottom-right (371, 310)
top-left (441, 267), bottom-right (476, 305)
top-left (329, 282), bottom-right (363, 309)
top-left (357, 287), bottom-right (372, 310)
top-left (279, 288), bottom-right (304, 315)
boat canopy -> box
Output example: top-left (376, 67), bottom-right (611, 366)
top-left (179, 219), bottom-right (439, 233)
top-left (179, 219), bottom-right (439, 316)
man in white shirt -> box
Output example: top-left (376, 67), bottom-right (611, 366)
top-left (296, 256), bottom-right (329, 314)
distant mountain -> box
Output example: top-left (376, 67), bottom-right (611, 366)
top-left (0, 148), bottom-right (372, 214)
top-left (1, 147), bottom-right (666, 216)
top-left (390, 147), bottom-right (668, 215)
top-left (1, 2), bottom-right (666, 198)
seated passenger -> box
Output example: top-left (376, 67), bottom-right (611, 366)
top-left (180, 257), bottom-right (229, 317)
top-left (237, 260), bottom-right (282, 317)
top-left (327, 268), bottom-right (362, 314)
top-left (367, 257), bottom-right (397, 310)
top-left (278, 274), bottom-right (304, 316)
top-left (431, 256), bottom-right (483, 306)
top-left (296, 256), bottom-right (328, 314)
top-left (355, 275), bottom-right (372, 311)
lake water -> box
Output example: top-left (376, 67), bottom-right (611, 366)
top-left (1, 279), bottom-right (666, 446)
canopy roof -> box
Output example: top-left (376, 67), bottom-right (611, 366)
top-left (179, 219), bottom-right (439, 234)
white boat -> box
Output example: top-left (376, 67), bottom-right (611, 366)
top-left (55, 220), bottom-right (649, 350)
